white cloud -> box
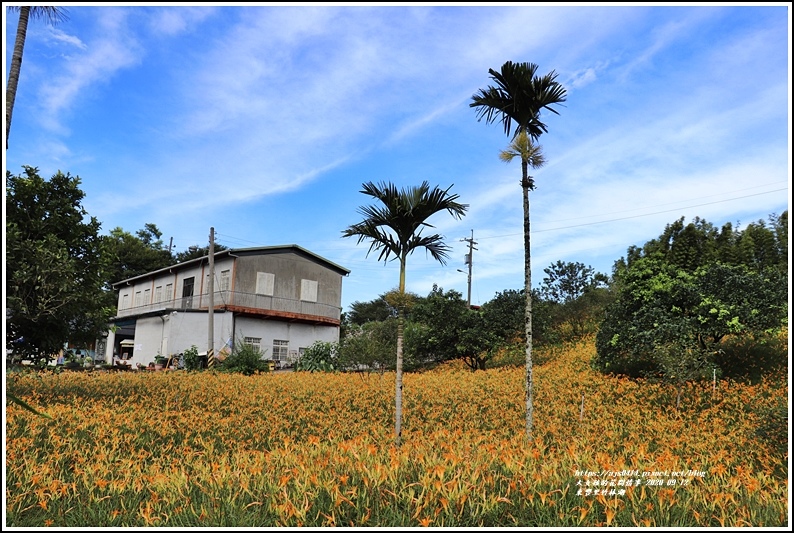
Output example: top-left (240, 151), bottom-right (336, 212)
top-left (47, 27), bottom-right (86, 50)
top-left (147, 6), bottom-right (215, 36)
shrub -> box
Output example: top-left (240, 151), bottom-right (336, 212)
top-left (182, 345), bottom-right (201, 371)
top-left (295, 341), bottom-right (338, 372)
top-left (219, 342), bottom-right (270, 375)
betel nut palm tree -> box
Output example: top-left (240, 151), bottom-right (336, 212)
top-left (342, 181), bottom-right (468, 447)
top-left (470, 61), bottom-right (566, 441)
top-left (6, 6), bottom-right (69, 149)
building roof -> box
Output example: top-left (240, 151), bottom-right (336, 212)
top-left (111, 245), bottom-right (350, 287)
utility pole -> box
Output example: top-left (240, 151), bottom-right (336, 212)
top-left (207, 227), bottom-right (215, 368)
top-left (459, 229), bottom-right (477, 308)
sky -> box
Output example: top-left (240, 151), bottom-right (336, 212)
top-left (4, 3), bottom-right (791, 314)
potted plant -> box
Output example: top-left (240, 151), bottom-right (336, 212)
top-left (154, 355), bottom-right (166, 370)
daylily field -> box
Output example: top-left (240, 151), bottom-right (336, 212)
top-left (5, 337), bottom-right (789, 527)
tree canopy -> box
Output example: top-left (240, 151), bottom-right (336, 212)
top-left (595, 213), bottom-right (788, 381)
top-left (6, 166), bottom-right (113, 365)
top-left (102, 224), bottom-right (174, 284)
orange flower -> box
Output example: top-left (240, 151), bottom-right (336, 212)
top-left (605, 508), bottom-right (616, 526)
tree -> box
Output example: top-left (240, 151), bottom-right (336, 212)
top-left (102, 224), bottom-right (175, 285)
top-left (173, 243), bottom-right (229, 263)
top-left (409, 285), bottom-right (495, 369)
top-left (347, 293), bottom-right (399, 325)
top-left (342, 181), bottom-right (468, 446)
top-left (540, 260), bottom-right (610, 338)
top-left (6, 166), bottom-right (113, 366)
top-left (339, 320), bottom-right (398, 373)
top-left (6, 6), bottom-right (69, 149)
top-left (471, 60), bottom-right (566, 441)
top-left (541, 260), bottom-right (605, 304)
top-left (594, 256), bottom-right (787, 391)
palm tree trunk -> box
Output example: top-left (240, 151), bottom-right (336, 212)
top-left (6, 6), bottom-right (31, 149)
top-left (395, 306), bottom-right (404, 447)
top-left (522, 159), bottom-right (534, 442)
top-left (395, 255), bottom-right (407, 447)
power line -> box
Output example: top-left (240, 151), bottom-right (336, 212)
top-left (538, 181), bottom-right (787, 223)
top-left (215, 187), bottom-right (786, 249)
top-left (478, 187), bottom-right (787, 240)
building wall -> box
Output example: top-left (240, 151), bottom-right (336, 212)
top-left (123, 311), bottom-right (234, 368)
top-left (233, 316), bottom-right (339, 364)
top-left (115, 257), bottom-right (237, 315)
top-left (233, 252), bottom-right (343, 310)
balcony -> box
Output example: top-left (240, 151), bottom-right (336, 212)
top-left (115, 290), bottom-right (341, 324)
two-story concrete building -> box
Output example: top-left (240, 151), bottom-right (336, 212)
top-left (103, 245), bottom-right (350, 369)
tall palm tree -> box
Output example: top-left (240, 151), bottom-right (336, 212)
top-left (498, 131), bottom-right (547, 439)
top-left (6, 6), bottom-right (69, 149)
top-left (342, 181), bottom-right (468, 446)
top-left (470, 61), bottom-right (566, 441)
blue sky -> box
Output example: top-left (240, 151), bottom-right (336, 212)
top-left (4, 4), bottom-right (790, 313)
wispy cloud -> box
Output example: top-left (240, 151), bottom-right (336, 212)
top-left (5, 6), bottom-right (787, 309)
top-left (36, 9), bottom-right (142, 133)
top-left (146, 6), bottom-right (216, 36)
top-left (46, 27), bottom-right (86, 50)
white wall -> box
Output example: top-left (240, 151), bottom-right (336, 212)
top-left (124, 310), bottom-right (234, 368)
top-left (233, 316), bottom-right (339, 362)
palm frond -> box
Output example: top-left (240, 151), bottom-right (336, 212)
top-left (342, 181), bottom-right (468, 266)
top-left (470, 61), bottom-right (567, 140)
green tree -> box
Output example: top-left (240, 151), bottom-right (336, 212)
top-left (6, 166), bottom-right (113, 366)
top-left (6, 6), bottom-right (69, 149)
top-left (102, 224), bottom-right (174, 284)
top-left (594, 256), bottom-right (787, 390)
top-left (540, 260), bottom-right (610, 338)
top-left (173, 243), bottom-right (229, 263)
top-left (478, 288), bottom-right (560, 355)
top-left (409, 285), bottom-right (470, 364)
top-left (471, 60), bottom-right (566, 441)
top-left (347, 293), bottom-right (399, 325)
top-left (540, 260), bottom-right (601, 304)
top-left (339, 320), bottom-right (398, 373)
top-left (480, 289), bottom-right (525, 343)
top-left (342, 181), bottom-right (468, 446)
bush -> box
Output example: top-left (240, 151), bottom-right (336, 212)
top-left (219, 343), bottom-right (270, 375)
top-left (295, 341), bottom-right (338, 372)
top-left (182, 345), bottom-right (201, 371)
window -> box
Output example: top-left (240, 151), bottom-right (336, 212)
top-left (300, 279), bottom-right (318, 302)
top-left (182, 277), bottom-right (195, 308)
top-left (244, 337), bottom-right (262, 352)
top-left (154, 285), bottom-right (163, 303)
top-left (134, 291), bottom-right (142, 307)
top-left (143, 288), bottom-right (151, 304)
top-left (121, 294), bottom-right (129, 309)
top-left (256, 272), bottom-right (274, 296)
top-left (220, 269), bottom-right (230, 291)
top-left (165, 283), bottom-right (173, 301)
top-left (273, 340), bottom-right (289, 362)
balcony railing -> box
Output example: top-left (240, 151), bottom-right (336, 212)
top-left (116, 290), bottom-right (341, 321)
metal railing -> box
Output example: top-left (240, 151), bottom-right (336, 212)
top-left (115, 290), bottom-right (341, 320)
